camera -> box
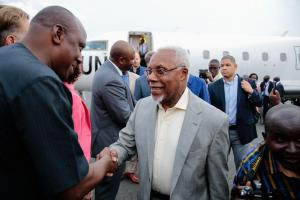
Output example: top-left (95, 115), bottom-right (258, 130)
top-left (239, 186), bottom-right (253, 198)
top-left (199, 69), bottom-right (208, 79)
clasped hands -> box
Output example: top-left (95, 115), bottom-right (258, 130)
top-left (96, 147), bottom-right (118, 177)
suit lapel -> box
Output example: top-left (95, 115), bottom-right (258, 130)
top-left (237, 76), bottom-right (242, 113)
top-left (107, 60), bottom-right (136, 108)
top-left (170, 92), bottom-right (204, 193)
top-left (217, 80), bottom-right (226, 112)
top-left (147, 100), bottom-right (158, 180)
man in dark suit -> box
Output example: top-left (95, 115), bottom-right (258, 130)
top-left (260, 75), bottom-right (274, 121)
top-left (91, 40), bottom-right (136, 200)
top-left (208, 55), bottom-right (262, 169)
top-left (273, 76), bottom-right (285, 103)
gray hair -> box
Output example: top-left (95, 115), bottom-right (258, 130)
top-left (144, 50), bottom-right (155, 66)
top-left (156, 46), bottom-right (190, 69)
top-left (221, 55), bottom-right (236, 64)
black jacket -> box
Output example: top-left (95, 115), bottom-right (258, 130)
top-left (208, 76), bottom-right (262, 144)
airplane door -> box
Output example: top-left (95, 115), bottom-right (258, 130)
top-left (294, 46), bottom-right (300, 70)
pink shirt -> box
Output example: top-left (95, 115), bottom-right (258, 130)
top-left (64, 83), bottom-right (91, 161)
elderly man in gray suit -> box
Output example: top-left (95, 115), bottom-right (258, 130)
top-left (108, 46), bottom-right (230, 200)
top-left (91, 40), bottom-right (135, 200)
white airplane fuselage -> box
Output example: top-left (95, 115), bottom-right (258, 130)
top-left (76, 31), bottom-right (300, 101)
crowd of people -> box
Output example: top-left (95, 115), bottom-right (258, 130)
top-left (0, 4), bottom-right (299, 200)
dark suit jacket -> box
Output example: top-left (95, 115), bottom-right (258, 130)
top-left (91, 60), bottom-right (135, 157)
top-left (275, 82), bottom-right (285, 102)
top-left (208, 76), bottom-right (262, 144)
top-left (260, 81), bottom-right (274, 96)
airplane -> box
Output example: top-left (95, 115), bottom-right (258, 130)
top-left (75, 31), bottom-right (300, 105)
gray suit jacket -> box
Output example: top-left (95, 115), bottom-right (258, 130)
top-left (111, 90), bottom-right (230, 200)
top-left (91, 60), bottom-right (135, 157)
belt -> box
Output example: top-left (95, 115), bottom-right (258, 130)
top-left (229, 125), bottom-right (237, 130)
top-left (151, 190), bottom-right (170, 200)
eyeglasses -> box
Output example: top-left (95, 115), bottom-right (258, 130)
top-left (144, 66), bottom-right (179, 77)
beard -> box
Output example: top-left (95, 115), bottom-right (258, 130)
top-left (151, 95), bottom-right (164, 103)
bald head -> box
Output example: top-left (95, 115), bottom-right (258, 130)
top-left (30, 6), bottom-right (84, 34)
top-left (22, 6), bottom-right (87, 82)
top-left (109, 40), bottom-right (135, 71)
top-left (31, 6), bottom-right (73, 27)
top-left (265, 104), bottom-right (300, 132)
top-left (110, 40), bottom-right (134, 61)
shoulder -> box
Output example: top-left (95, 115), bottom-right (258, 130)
top-left (189, 74), bottom-right (205, 84)
top-left (93, 61), bottom-right (121, 84)
top-left (209, 78), bottom-right (223, 89)
top-left (0, 44), bottom-right (62, 101)
top-left (236, 142), bottom-right (266, 182)
top-left (189, 91), bottom-right (226, 119)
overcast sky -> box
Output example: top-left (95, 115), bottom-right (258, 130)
top-left (2, 0), bottom-right (300, 39)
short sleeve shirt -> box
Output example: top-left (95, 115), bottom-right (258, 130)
top-left (0, 43), bottom-right (88, 199)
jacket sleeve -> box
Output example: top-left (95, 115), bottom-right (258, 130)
top-left (207, 116), bottom-right (230, 200)
top-left (199, 79), bottom-right (211, 103)
top-left (101, 80), bottom-right (132, 126)
top-left (109, 99), bottom-right (141, 165)
top-left (248, 80), bottom-right (262, 107)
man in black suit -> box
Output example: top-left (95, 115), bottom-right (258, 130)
top-left (208, 55), bottom-right (262, 169)
top-left (273, 76), bottom-right (285, 103)
top-left (91, 40), bottom-right (136, 200)
top-left (260, 75), bottom-right (274, 121)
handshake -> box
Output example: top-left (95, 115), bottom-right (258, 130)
top-left (97, 147), bottom-right (119, 177)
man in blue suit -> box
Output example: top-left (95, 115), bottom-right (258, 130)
top-left (208, 55), bottom-right (261, 169)
top-left (188, 74), bottom-right (210, 103)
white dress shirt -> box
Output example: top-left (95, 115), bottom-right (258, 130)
top-left (152, 87), bottom-right (189, 195)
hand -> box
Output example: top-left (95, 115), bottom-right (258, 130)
top-left (97, 147), bottom-right (118, 177)
top-left (82, 191), bottom-right (92, 200)
top-left (241, 80), bottom-right (253, 94)
top-left (231, 181), bottom-right (253, 200)
top-left (269, 89), bottom-right (281, 106)
top-left (206, 71), bottom-right (213, 82)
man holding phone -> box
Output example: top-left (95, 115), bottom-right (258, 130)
top-left (204, 59), bottom-right (223, 83)
top-left (208, 55), bottom-right (262, 169)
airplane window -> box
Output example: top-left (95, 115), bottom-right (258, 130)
top-left (203, 50), bottom-right (210, 59)
top-left (280, 53), bottom-right (287, 62)
top-left (242, 52), bottom-right (249, 61)
top-left (262, 52), bottom-right (268, 61)
top-left (223, 51), bottom-right (229, 56)
top-left (84, 40), bottom-right (108, 50)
